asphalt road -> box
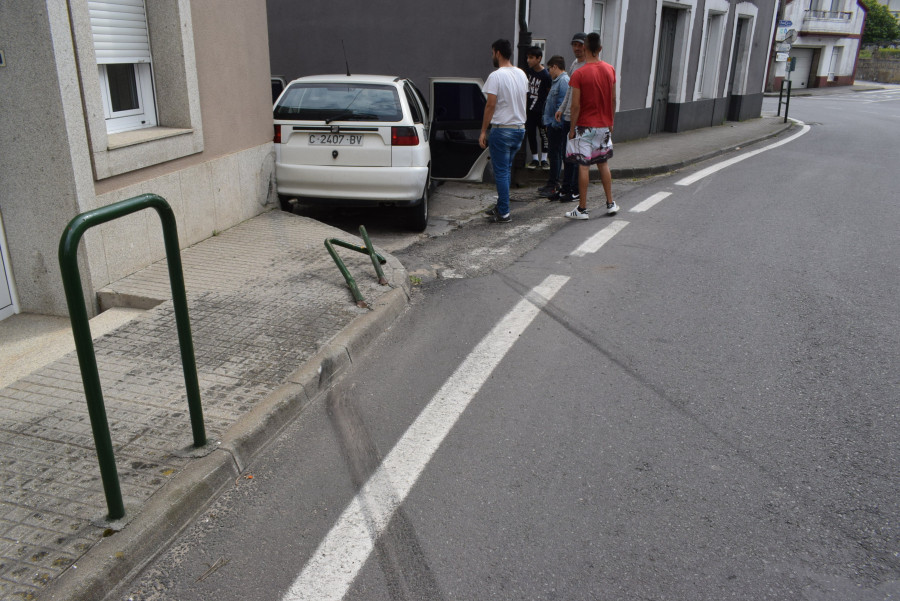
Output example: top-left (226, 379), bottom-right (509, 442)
top-left (121, 91), bottom-right (900, 601)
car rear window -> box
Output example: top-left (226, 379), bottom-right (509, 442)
top-left (274, 83), bottom-right (403, 122)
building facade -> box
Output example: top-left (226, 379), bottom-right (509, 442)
top-left (0, 0), bottom-right (277, 320)
top-left (768, 0), bottom-right (867, 91)
top-left (267, 0), bottom-right (779, 141)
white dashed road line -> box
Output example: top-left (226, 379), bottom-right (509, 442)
top-left (675, 119), bottom-right (810, 186)
top-left (629, 191), bottom-right (671, 213)
top-left (282, 274), bottom-right (570, 601)
top-left (570, 220), bottom-right (629, 256)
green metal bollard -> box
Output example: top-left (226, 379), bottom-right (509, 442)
top-left (59, 193), bottom-right (206, 520)
top-left (324, 227), bottom-right (388, 308)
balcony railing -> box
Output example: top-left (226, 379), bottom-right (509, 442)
top-left (804, 9), bottom-right (852, 20)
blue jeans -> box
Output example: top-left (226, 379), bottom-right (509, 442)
top-left (489, 127), bottom-right (525, 216)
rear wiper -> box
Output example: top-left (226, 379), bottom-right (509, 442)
top-left (325, 112), bottom-right (354, 124)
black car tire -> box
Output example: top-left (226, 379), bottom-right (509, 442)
top-left (408, 172), bottom-right (430, 232)
top-left (278, 194), bottom-right (294, 213)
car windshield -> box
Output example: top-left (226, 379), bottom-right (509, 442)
top-left (274, 83), bottom-right (403, 122)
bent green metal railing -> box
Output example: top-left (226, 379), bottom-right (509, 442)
top-left (325, 226), bottom-right (388, 308)
top-left (59, 194), bottom-right (205, 520)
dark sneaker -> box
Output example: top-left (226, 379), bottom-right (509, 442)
top-left (541, 160), bottom-right (550, 170)
top-left (560, 192), bottom-right (579, 203)
top-left (492, 213), bottom-right (512, 223)
top-left (547, 190), bottom-right (562, 201)
top-left (537, 184), bottom-right (556, 195)
top-left (526, 160), bottom-right (540, 170)
top-left (539, 186), bottom-right (558, 198)
top-left (484, 206), bottom-right (498, 217)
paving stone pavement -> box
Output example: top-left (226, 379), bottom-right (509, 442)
top-left (0, 211), bottom-right (408, 600)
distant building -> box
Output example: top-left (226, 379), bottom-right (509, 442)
top-left (267, 0), bottom-right (779, 141)
top-left (0, 1), bottom-right (277, 320)
top-left (768, 0), bottom-right (867, 91)
top-left (881, 0), bottom-right (900, 20)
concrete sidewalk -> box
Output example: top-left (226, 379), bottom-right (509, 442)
top-left (0, 114), bottom-right (795, 601)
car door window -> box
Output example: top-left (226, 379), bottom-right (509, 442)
top-left (403, 83), bottom-right (424, 124)
top-left (411, 83), bottom-right (430, 121)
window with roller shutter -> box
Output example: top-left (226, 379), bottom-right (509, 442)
top-left (88, 0), bottom-right (158, 133)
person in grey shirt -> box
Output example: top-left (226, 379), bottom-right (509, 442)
top-left (552, 32), bottom-right (587, 202)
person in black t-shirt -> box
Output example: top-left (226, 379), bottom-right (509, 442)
top-left (525, 46), bottom-right (552, 170)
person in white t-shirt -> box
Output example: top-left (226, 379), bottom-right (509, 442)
top-left (478, 39), bottom-right (528, 223)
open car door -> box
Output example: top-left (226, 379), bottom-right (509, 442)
top-left (428, 78), bottom-right (489, 182)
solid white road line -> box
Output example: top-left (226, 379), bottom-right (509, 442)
top-left (570, 220), bottom-right (629, 257)
top-left (675, 120), bottom-right (811, 187)
top-left (629, 191), bottom-right (671, 213)
top-left (282, 274), bottom-right (571, 601)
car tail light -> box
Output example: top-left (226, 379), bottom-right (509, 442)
top-left (274, 124), bottom-right (281, 144)
top-left (391, 126), bottom-right (419, 146)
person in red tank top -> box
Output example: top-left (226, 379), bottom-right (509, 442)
top-left (565, 33), bottom-right (619, 219)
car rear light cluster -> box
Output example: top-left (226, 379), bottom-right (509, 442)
top-left (274, 124), bottom-right (281, 144)
top-left (391, 126), bottom-right (419, 146)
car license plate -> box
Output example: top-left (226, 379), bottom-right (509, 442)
top-left (308, 133), bottom-right (364, 146)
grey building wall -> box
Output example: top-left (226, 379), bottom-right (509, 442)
top-left (0, 2), bottom-right (96, 316)
top-left (265, 0), bottom-right (776, 143)
top-left (527, 0), bottom-right (585, 66)
top-left (267, 0), bottom-right (519, 94)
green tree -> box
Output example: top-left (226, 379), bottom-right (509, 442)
top-left (860, 0), bottom-right (900, 44)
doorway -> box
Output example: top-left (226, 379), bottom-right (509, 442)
top-left (0, 212), bottom-right (18, 321)
top-left (650, 7), bottom-right (678, 134)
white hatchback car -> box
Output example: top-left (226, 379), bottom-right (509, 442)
top-left (274, 74), bottom-right (489, 231)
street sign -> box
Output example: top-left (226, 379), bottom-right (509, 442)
top-left (776, 42), bottom-right (792, 53)
top-left (776, 52), bottom-right (790, 62)
top-left (778, 20), bottom-right (792, 27)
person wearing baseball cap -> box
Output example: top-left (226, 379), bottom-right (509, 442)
top-left (550, 33), bottom-right (587, 202)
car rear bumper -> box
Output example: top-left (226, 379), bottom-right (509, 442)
top-left (276, 164), bottom-right (428, 204)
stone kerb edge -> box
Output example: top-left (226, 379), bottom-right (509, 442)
top-left (39, 450), bottom-right (239, 601)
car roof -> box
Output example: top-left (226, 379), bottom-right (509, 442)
top-left (287, 74), bottom-right (404, 86)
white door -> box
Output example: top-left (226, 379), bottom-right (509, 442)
top-left (789, 48), bottom-right (814, 89)
top-left (0, 212), bottom-right (18, 321)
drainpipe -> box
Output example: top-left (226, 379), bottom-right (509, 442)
top-left (517, 0), bottom-right (532, 70)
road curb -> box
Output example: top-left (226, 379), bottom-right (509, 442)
top-left (611, 120), bottom-right (794, 179)
top-left (513, 120), bottom-right (796, 183)
top-left (40, 284), bottom-right (410, 601)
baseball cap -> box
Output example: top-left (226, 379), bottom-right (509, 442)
top-left (571, 32), bottom-right (587, 44)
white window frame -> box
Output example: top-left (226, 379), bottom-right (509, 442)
top-left (89, 0), bottom-right (159, 134)
top-left (695, 0), bottom-right (730, 100)
top-left (724, 4), bottom-right (758, 97)
top-left (98, 63), bottom-right (158, 133)
top-left (591, 1), bottom-right (605, 35)
top-left (827, 45), bottom-right (843, 81)
top-left (584, 0), bottom-right (628, 106)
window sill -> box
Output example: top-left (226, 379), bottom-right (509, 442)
top-left (93, 125), bottom-right (204, 180)
top-left (107, 126), bottom-right (193, 150)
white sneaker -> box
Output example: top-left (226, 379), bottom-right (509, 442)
top-left (565, 206), bottom-right (589, 220)
top-left (606, 201), bottom-right (620, 215)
